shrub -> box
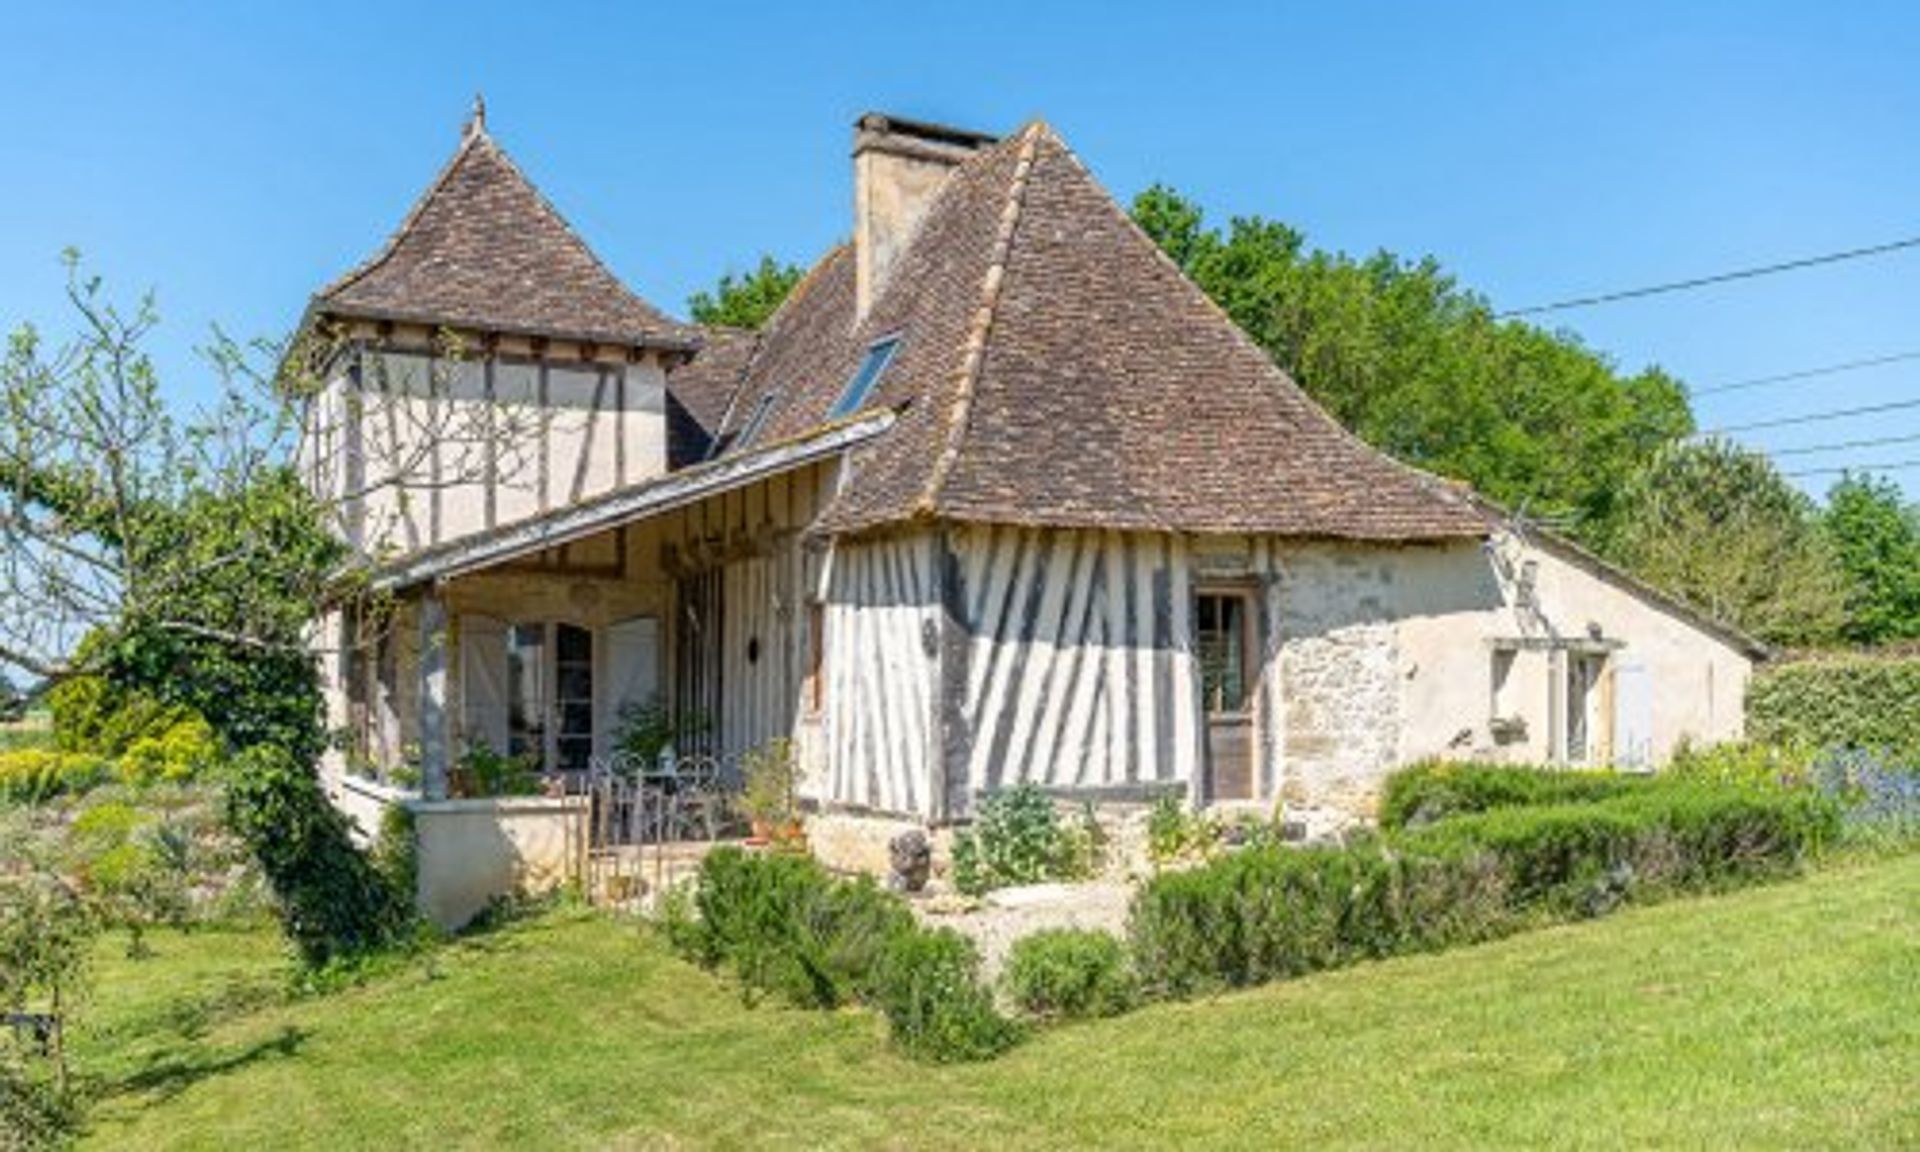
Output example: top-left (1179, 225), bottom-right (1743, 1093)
top-left (952, 782), bottom-right (1091, 894)
top-left (1747, 654), bottom-right (1920, 763)
top-left (1129, 841), bottom-right (1470, 996)
top-left (1380, 760), bottom-right (1647, 830)
top-left (0, 749), bottom-right (112, 804)
top-left (1402, 782), bottom-right (1836, 912)
top-left (0, 866), bottom-right (93, 1144)
top-left (1004, 929), bottom-right (1137, 1020)
top-left (450, 746), bottom-right (540, 799)
top-left (1146, 792), bottom-right (1220, 866)
top-left (115, 713), bottom-right (221, 786)
top-left (1808, 747), bottom-right (1920, 847)
top-left (671, 848), bottom-right (1016, 1061)
top-left (872, 927), bottom-right (1020, 1062)
top-left (679, 848), bottom-right (914, 1009)
top-left (1131, 778), bottom-right (1837, 997)
top-left (1667, 739), bottom-right (1816, 790)
top-left (224, 745), bottom-right (413, 967)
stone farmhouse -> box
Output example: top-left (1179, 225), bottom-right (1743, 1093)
top-left (303, 105), bottom-right (1759, 882)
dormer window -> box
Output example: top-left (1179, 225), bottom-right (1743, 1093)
top-left (827, 335), bottom-right (901, 419)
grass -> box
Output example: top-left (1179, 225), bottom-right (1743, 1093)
top-left (0, 710), bottom-right (53, 752)
top-left (71, 853), bottom-right (1918, 1150)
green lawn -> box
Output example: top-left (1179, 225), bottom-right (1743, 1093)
top-left (73, 854), bottom-right (1918, 1150)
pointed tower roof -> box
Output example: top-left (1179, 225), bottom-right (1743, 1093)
top-left (706, 121), bottom-right (1484, 540)
top-left (314, 102), bottom-right (695, 351)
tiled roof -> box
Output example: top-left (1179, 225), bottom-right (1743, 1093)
top-left (315, 122), bottom-right (695, 351)
top-left (664, 326), bottom-right (759, 467)
top-left (706, 122), bottom-right (1487, 541)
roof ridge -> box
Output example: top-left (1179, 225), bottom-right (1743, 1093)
top-left (913, 122), bottom-right (1046, 517)
top-left (473, 132), bottom-right (685, 332)
top-left (1066, 130), bottom-right (1481, 518)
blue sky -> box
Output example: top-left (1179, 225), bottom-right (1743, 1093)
top-left (3, 1), bottom-right (1916, 500)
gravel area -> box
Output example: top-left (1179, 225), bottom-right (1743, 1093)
top-left (913, 881), bottom-right (1135, 980)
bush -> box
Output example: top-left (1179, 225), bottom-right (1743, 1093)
top-left (224, 745), bottom-right (413, 967)
top-left (1146, 792), bottom-right (1220, 866)
top-left (0, 867), bottom-right (93, 1146)
top-left (0, 749), bottom-right (112, 804)
top-left (1809, 747), bottom-right (1920, 847)
top-left (1380, 760), bottom-right (1647, 830)
top-left (1402, 782), bottom-right (1837, 912)
top-left (671, 848), bottom-right (1017, 1061)
top-left (872, 927), bottom-right (1020, 1062)
top-left (115, 713), bottom-right (221, 786)
top-left (1667, 739), bottom-right (1817, 790)
top-left (952, 783), bottom-right (1096, 895)
top-left (1004, 929), bottom-right (1137, 1020)
top-left (1747, 654), bottom-right (1920, 763)
top-left (1131, 778), bottom-right (1837, 997)
top-left (680, 848), bottom-right (912, 1009)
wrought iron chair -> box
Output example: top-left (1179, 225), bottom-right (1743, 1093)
top-left (667, 753), bottom-right (728, 842)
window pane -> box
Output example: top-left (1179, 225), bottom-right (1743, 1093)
top-left (827, 337), bottom-right (901, 419)
top-left (1197, 595), bottom-right (1247, 713)
top-left (556, 623), bottom-right (592, 662)
top-left (556, 665), bottom-right (592, 703)
top-left (556, 737), bottom-right (592, 774)
top-left (507, 624), bottom-right (546, 760)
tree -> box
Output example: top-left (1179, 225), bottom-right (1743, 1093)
top-left (1822, 473), bottom-right (1920, 645)
top-left (1130, 185), bottom-right (1694, 543)
top-left (0, 254), bottom-right (515, 759)
top-left (1608, 440), bottom-right (1846, 648)
top-left (687, 255), bottom-right (803, 330)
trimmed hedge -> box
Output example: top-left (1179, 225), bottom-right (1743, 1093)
top-left (1003, 928), bottom-right (1137, 1020)
top-left (668, 848), bottom-right (1018, 1062)
top-left (1747, 655), bottom-right (1920, 763)
top-left (1380, 761), bottom-right (1649, 830)
top-left (1131, 777), bottom-right (1837, 996)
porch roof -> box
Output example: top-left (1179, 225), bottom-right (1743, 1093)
top-left (362, 411), bottom-right (896, 592)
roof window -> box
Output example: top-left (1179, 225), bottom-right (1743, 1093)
top-left (827, 336), bottom-right (901, 419)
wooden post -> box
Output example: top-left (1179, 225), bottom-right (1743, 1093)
top-left (420, 591), bottom-right (450, 800)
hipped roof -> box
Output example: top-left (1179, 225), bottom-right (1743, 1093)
top-left (699, 123), bottom-right (1487, 541)
top-left (314, 118), bottom-right (695, 352)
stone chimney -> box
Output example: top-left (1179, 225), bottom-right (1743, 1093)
top-left (853, 113), bottom-right (996, 319)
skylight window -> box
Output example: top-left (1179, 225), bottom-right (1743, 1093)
top-left (733, 391), bottom-right (778, 452)
top-left (827, 336), bottom-right (901, 420)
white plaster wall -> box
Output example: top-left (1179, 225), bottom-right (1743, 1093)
top-left (1394, 536), bottom-right (1753, 769)
top-left (412, 796), bottom-right (587, 929)
top-left (1233, 535), bottom-right (1752, 831)
top-left (314, 347), bottom-right (672, 560)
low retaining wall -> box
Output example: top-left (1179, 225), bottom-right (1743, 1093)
top-left (329, 773), bottom-right (413, 847)
top-left (323, 775), bottom-right (587, 931)
top-left (411, 796), bottom-right (588, 930)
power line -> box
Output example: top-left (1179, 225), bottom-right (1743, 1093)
top-left (1784, 457), bottom-right (1920, 478)
top-left (1698, 396), bottom-right (1920, 436)
top-left (1694, 350), bottom-right (1920, 397)
top-left (1497, 233), bottom-right (1920, 319)
top-left (1766, 430), bottom-right (1920, 458)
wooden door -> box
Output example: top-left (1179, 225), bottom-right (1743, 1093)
top-left (1196, 589), bottom-right (1256, 802)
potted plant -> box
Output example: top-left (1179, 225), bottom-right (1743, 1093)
top-left (740, 739), bottom-right (801, 846)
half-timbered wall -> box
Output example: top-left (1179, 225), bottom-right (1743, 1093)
top-left (306, 332), bottom-right (670, 559)
top-left (818, 534), bottom-right (942, 817)
top-left (940, 525), bottom-right (1208, 812)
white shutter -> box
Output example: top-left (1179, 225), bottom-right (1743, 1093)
top-left (1612, 662), bottom-right (1653, 772)
top-left (461, 615), bottom-right (510, 754)
top-left (604, 616), bottom-right (661, 750)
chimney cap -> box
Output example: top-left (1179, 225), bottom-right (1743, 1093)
top-left (854, 112), bottom-right (998, 153)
